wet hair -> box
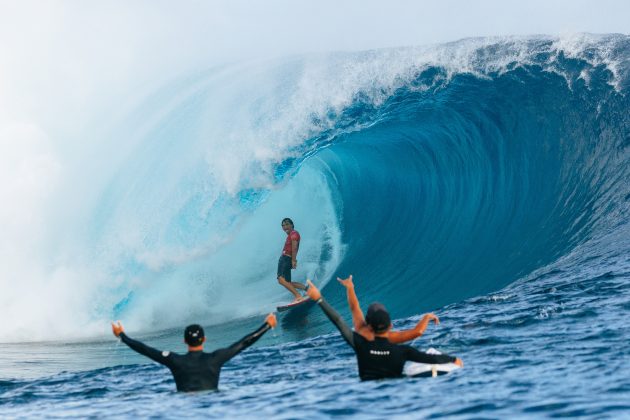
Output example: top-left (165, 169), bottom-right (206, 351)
top-left (281, 218), bottom-right (294, 228)
top-left (365, 303), bottom-right (391, 333)
top-left (184, 324), bottom-right (205, 346)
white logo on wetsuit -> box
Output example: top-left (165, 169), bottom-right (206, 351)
top-left (370, 350), bottom-right (390, 356)
top-left (162, 351), bottom-right (170, 357)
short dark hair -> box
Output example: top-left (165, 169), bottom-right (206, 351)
top-left (184, 324), bottom-right (205, 346)
top-left (365, 303), bottom-right (391, 333)
top-left (281, 218), bottom-right (294, 227)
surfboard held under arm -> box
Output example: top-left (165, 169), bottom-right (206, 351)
top-left (404, 348), bottom-right (462, 378)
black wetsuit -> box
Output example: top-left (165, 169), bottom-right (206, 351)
top-left (119, 322), bottom-right (271, 392)
top-left (316, 298), bottom-right (456, 380)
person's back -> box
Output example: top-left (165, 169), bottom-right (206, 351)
top-left (351, 333), bottom-right (454, 380)
top-left (147, 348), bottom-right (227, 391)
top-left (112, 314), bottom-right (276, 392)
top-left (304, 280), bottom-right (462, 381)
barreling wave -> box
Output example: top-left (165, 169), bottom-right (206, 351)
top-left (315, 37), bottom-right (630, 312)
top-left (1, 34), bottom-right (628, 342)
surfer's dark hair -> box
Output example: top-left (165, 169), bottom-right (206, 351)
top-left (365, 303), bottom-right (391, 333)
top-left (281, 218), bottom-right (294, 227)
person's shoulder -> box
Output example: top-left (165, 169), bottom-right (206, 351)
top-left (207, 348), bottom-right (228, 358)
top-left (290, 230), bottom-right (300, 239)
top-left (356, 326), bottom-right (374, 339)
top-left (353, 331), bottom-right (367, 343)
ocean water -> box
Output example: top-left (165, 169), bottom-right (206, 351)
top-left (1, 34), bottom-right (629, 418)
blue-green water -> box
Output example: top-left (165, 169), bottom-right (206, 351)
top-left (1, 35), bottom-right (629, 418)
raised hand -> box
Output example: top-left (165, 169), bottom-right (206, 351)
top-left (265, 313), bottom-right (277, 328)
top-left (305, 279), bottom-right (321, 301)
top-left (421, 313), bottom-right (440, 327)
top-left (337, 275), bottom-right (354, 289)
top-left (111, 321), bottom-right (125, 337)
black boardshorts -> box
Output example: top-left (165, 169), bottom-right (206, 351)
top-left (277, 255), bottom-right (292, 282)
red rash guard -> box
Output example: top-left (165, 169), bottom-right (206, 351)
top-left (282, 230), bottom-right (300, 257)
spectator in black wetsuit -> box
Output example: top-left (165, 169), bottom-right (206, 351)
top-left (305, 280), bottom-right (463, 380)
top-left (111, 313), bottom-right (277, 392)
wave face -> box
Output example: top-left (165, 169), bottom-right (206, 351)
top-left (0, 34), bottom-right (628, 341)
top-left (318, 36), bottom-right (630, 313)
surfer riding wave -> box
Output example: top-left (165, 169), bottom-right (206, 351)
top-left (277, 218), bottom-right (308, 302)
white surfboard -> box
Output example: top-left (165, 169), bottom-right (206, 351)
top-left (404, 348), bottom-right (461, 378)
top-left (276, 296), bottom-right (311, 312)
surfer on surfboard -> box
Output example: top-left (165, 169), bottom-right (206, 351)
top-left (277, 218), bottom-right (308, 302)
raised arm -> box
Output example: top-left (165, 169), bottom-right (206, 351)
top-left (388, 313), bottom-right (440, 344)
top-left (306, 280), bottom-right (355, 349)
top-left (213, 313), bottom-right (277, 365)
top-left (338, 275), bottom-right (367, 332)
top-left (112, 321), bottom-right (173, 367)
